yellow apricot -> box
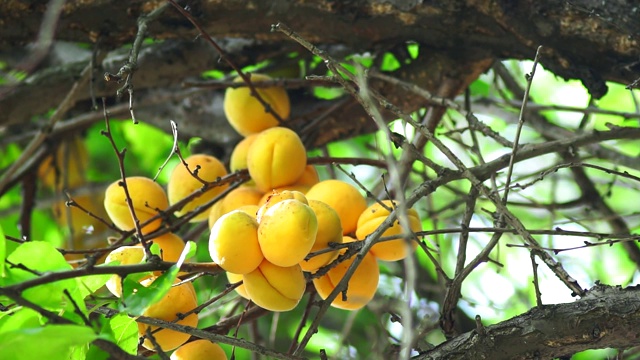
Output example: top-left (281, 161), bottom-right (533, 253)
top-left (104, 176), bottom-right (168, 234)
top-left (257, 199), bottom-right (317, 267)
top-left (209, 210), bottom-right (263, 274)
top-left (207, 186), bottom-right (263, 228)
top-left (37, 135), bottom-right (89, 190)
top-left (104, 245), bottom-right (147, 297)
top-left (243, 260), bottom-right (306, 312)
top-left (293, 165), bottom-right (320, 187)
top-left (229, 134), bottom-right (258, 173)
top-left (143, 232), bottom-right (186, 263)
top-left (171, 340), bottom-right (228, 360)
top-left (306, 180), bottom-right (367, 235)
top-left (138, 278), bottom-right (199, 351)
top-left (226, 271), bottom-right (250, 300)
top-left (246, 127), bottom-right (307, 193)
top-left (355, 200), bottom-right (422, 262)
top-left (300, 200), bottom-right (343, 272)
top-left (313, 236), bottom-right (379, 310)
top-left (256, 190), bottom-right (308, 220)
top-left (223, 73), bottom-right (290, 136)
top-left (168, 154), bottom-right (229, 222)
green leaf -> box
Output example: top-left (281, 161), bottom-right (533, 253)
top-left (76, 273), bottom-right (112, 300)
top-left (3, 241), bottom-right (86, 317)
top-left (109, 313), bottom-right (138, 354)
top-left (0, 324), bottom-right (98, 360)
top-left (0, 224), bottom-right (5, 277)
top-left (0, 307), bottom-right (42, 334)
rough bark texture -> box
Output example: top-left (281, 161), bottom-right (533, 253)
top-left (1, 0), bottom-right (639, 146)
top-left (420, 285), bottom-right (640, 359)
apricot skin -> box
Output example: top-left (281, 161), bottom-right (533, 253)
top-left (223, 73), bottom-right (290, 136)
top-left (246, 127), bottom-right (307, 193)
top-left (257, 199), bottom-right (318, 267)
top-left (207, 186), bottom-right (263, 228)
top-left (138, 278), bottom-right (199, 351)
top-left (104, 245), bottom-right (147, 297)
top-left (168, 154), bottom-right (229, 222)
top-left (209, 210), bottom-right (264, 274)
top-left (256, 190), bottom-right (308, 221)
top-left (355, 200), bottom-right (422, 262)
top-left (104, 176), bottom-right (168, 234)
top-left (313, 237), bottom-right (379, 310)
top-left (305, 180), bottom-right (367, 235)
top-left (300, 200), bottom-right (343, 272)
top-left (226, 271), bottom-right (250, 300)
top-left (243, 260), bottom-right (306, 312)
top-left (171, 340), bottom-right (228, 360)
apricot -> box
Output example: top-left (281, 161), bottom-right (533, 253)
top-left (226, 271), bottom-right (250, 300)
top-left (171, 340), bottom-right (228, 360)
top-left (313, 236), bottom-right (379, 310)
top-left (209, 210), bottom-right (263, 274)
top-left (229, 134), bottom-right (258, 173)
top-left (168, 154), bottom-right (229, 223)
top-left (207, 186), bottom-right (263, 228)
top-left (306, 180), bottom-right (367, 235)
top-left (104, 245), bottom-right (147, 297)
top-left (256, 190), bottom-right (308, 220)
top-left (143, 232), bottom-right (186, 263)
top-left (243, 260), bottom-right (305, 312)
top-left (37, 135), bottom-right (88, 190)
top-left (138, 278), bottom-right (199, 351)
top-left (257, 199), bottom-right (317, 267)
top-left (104, 176), bottom-right (168, 234)
top-left (293, 165), bottom-right (320, 187)
top-left (223, 73), bottom-right (290, 136)
top-left (300, 200), bottom-right (343, 272)
top-left (246, 127), bottom-right (307, 193)
top-left (356, 200), bottom-right (422, 262)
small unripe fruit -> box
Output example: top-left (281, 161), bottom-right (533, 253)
top-left (313, 237), bottom-right (379, 310)
top-left (243, 260), bottom-right (306, 312)
top-left (306, 180), bottom-right (367, 235)
top-left (223, 73), bottom-right (290, 136)
top-left (104, 176), bottom-right (168, 234)
top-left (105, 245), bottom-right (147, 297)
top-left (356, 200), bottom-right (422, 262)
top-left (257, 199), bottom-right (317, 267)
top-left (171, 340), bottom-right (228, 360)
top-left (168, 154), bottom-right (229, 223)
top-left (300, 200), bottom-right (343, 272)
top-left (138, 278), bottom-right (199, 351)
top-left (209, 210), bottom-right (263, 274)
top-left (247, 127), bottom-right (307, 193)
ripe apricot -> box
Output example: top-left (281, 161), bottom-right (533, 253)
top-left (256, 190), bottom-right (308, 220)
top-left (306, 180), bottom-right (367, 235)
top-left (207, 186), bottom-right (263, 228)
top-left (257, 199), bottom-right (317, 267)
top-left (143, 232), bottom-right (186, 263)
top-left (138, 278), bottom-right (199, 351)
top-left (229, 134), bottom-right (258, 173)
top-left (293, 165), bottom-right (320, 187)
top-left (246, 127), bottom-right (307, 193)
top-left (104, 176), bottom-right (168, 234)
top-left (168, 154), bottom-right (229, 222)
top-left (313, 236), bottom-right (379, 310)
top-left (243, 260), bottom-right (306, 312)
top-left (356, 200), bottom-right (422, 262)
top-left (37, 135), bottom-right (88, 190)
top-left (300, 200), bottom-right (343, 272)
top-left (104, 245), bottom-right (147, 297)
top-left (209, 210), bottom-right (263, 274)
top-left (226, 271), bottom-right (250, 300)
top-left (223, 73), bottom-right (290, 136)
top-left (171, 340), bottom-right (228, 360)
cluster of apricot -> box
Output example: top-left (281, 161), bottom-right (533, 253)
top-left (208, 73), bottom-right (424, 310)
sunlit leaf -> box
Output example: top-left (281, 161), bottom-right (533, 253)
top-left (0, 325), bottom-right (98, 360)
